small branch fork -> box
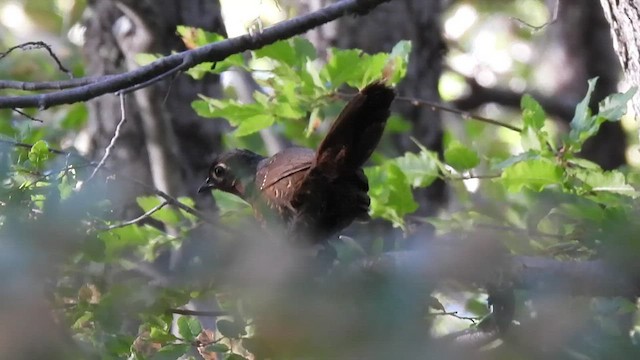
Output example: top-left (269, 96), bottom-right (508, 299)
top-left (0, 0), bottom-right (393, 109)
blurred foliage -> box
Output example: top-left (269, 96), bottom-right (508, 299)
top-left (1, 1), bottom-right (640, 359)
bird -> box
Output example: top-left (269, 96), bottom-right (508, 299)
top-left (198, 81), bottom-right (395, 243)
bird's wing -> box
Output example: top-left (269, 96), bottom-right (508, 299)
top-left (254, 147), bottom-right (315, 209)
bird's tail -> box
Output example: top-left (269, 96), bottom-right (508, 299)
top-left (314, 81), bottom-right (396, 178)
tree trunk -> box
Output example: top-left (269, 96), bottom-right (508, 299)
top-left (82, 0), bottom-right (226, 214)
top-left (600, 0), bottom-right (640, 134)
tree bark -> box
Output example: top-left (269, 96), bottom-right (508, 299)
top-left (600, 0), bottom-right (640, 127)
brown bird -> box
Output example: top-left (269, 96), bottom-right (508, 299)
top-left (198, 82), bottom-right (395, 243)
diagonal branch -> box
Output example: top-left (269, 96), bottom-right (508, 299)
top-left (0, 0), bottom-right (393, 110)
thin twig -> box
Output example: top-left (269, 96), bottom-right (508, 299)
top-left (511, 0), bottom-right (559, 32)
top-left (100, 200), bottom-right (169, 230)
top-left (0, 41), bottom-right (73, 78)
top-left (116, 57), bottom-right (189, 95)
top-left (11, 108), bottom-right (43, 122)
top-left (335, 91), bottom-right (522, 132)
top-left (396, 95), bottom-right (523, 133)
top-left (431, 311), bottom-right (480, 324)
top-left (84, 93), bottom-right (127, 184)
top-left (0, 138), bottom-right (71, 155)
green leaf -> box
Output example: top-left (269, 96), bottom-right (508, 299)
top-left (321, 49), bottom-right (363, 88)
top-left (176, 27), bottom-right (243, 75)
top-left (394, 150), bottom-right (439, 187)
top-left (28, 140), bottom-right (49, 168)
top-left (292, 37), bottom-right (317, 62)
top-left (360, 53), bottom-right (391, 86)
top-left (98, 225), bottom-right (161, 259)
top-left (428, 296), bottom-right (445, 312)
top-left (569, 77), bottom-right (598, 144)
top-left (520, 94), bottom-right (552, 151)
top-left (254, 39), bottom-right (305, 67)
top-left (520, 94), bottom-right (546, 130)
top-left (598, 87), bottom-right (637, 121)
top-left (177, 316), bottom-right (202, 341)
top-left (388, 40), bottom-right (412, 83)
top-left (149, 327), bottom-right (178, 342)
top-left (365, 163), bottom-right (418, 228)
top-left (193, 97), bottom-right (275, 136)
top-left (444, 141), bottom-right (479, 171)
top-left (500, 158), bottom-right (562, 192)
top-left (233, 114), bottom-right (275, 137)
top-left (493, 151), bottom-right (540, 170)
top-left (135, 53), bottom-right (160, 66)
top-left (217, 319), bottom-right (245, 339)
top-left (520, 126), bottom-right (544, 151)
top-left (150, 344), bottom-right (190, 360)
top-left (572, 169), bottom-right (637, 196)
top-left (177, 25), bottom-right (223, 46)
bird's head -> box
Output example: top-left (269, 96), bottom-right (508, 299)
top-left (198, 149), bottom-right (264, 198)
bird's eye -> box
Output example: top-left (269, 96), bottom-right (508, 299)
top-left (213, 165), bottom-right (226, 178)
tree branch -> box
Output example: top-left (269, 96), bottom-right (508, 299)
top-left (451, 77), bottom-right (576, 121)
top-left (0, 0), bottom-right (392, 109)
top-left (0, 41), bottom-right (73, 78)
top-left (100, 200), bottom-right (169, 230)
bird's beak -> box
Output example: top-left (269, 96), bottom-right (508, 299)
top-left (197, 178), bottom-right (215, 193)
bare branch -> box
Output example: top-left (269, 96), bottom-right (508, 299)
top-left (431, 311), bottom-right (479, 324)
top-left (0, 41), bottom-right (73, 78)
top-left (101, 200), bottom-right (169, 230)
top-left (397, 95), bottom-right (522, 132)
top-left (0, 0), bottom-right (393, 110)
top-left (511, 0), bottom-right (559, 32)
top-left (0, 138), bottom-right (73, 156)
top-left (11, 108), bottom-right (43, 122)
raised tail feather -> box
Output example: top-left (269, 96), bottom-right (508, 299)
top-left (314, 81), bottom-right (396, 178)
